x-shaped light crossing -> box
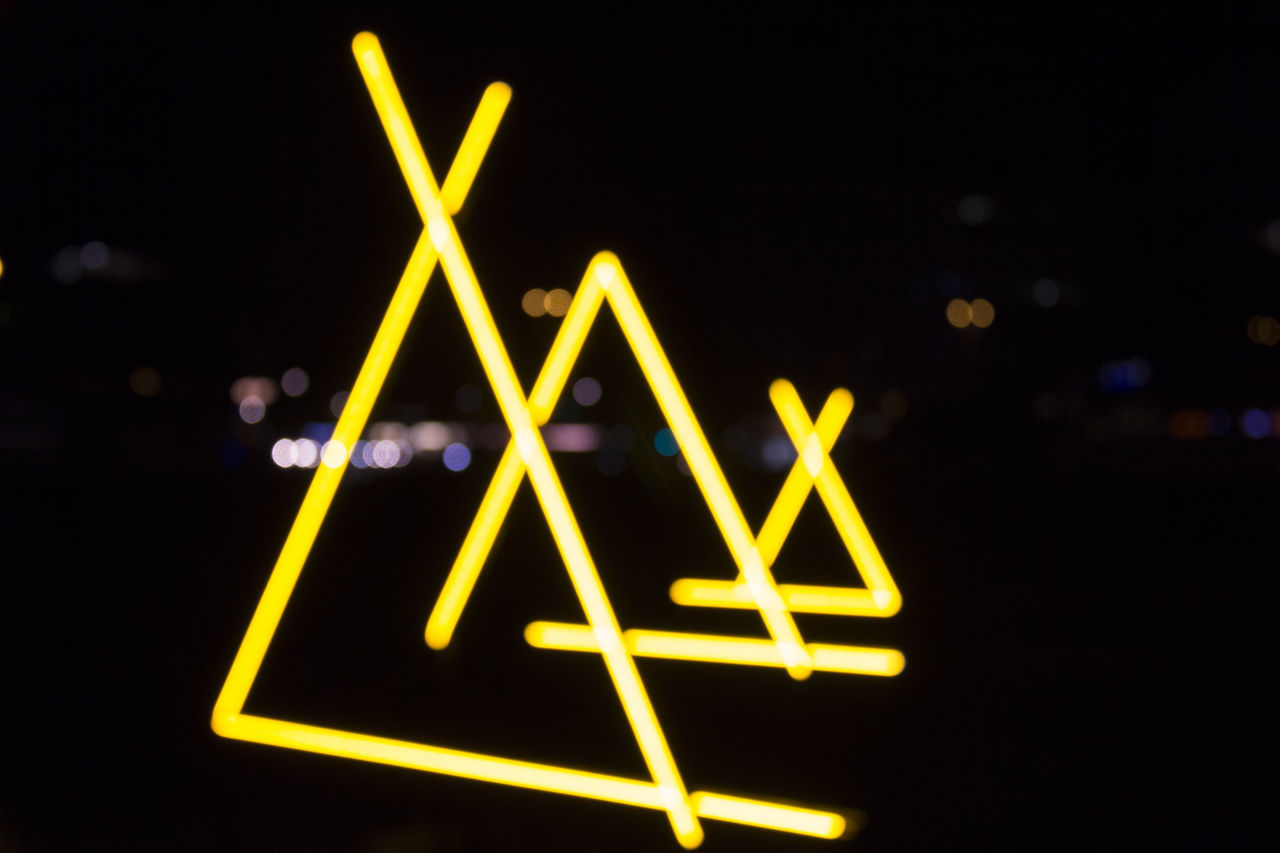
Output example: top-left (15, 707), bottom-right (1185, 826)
top-left (667, 380), bottom-right (902, 619)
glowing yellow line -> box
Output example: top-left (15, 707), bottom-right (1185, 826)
top-left (670, 380), bottom-right (901, 617)
top-left (350, 34), bottom-right (700, 845)
top-left (439, 83), bottom-right (511, 215)
top-left (690, 793), bottom-right (848, 839)
top-left (525, 622), bottom-right (905, 677)
top-left (214, 715), bottom-right (846, 837)
top-left (426, 267), bottom-right (605, 649)
top-left (754, 387), bottom-right (851, 565)
top-left (212, 46), bottom-right (507, 729)
top-left (669, 580), bottom-right (889, 616)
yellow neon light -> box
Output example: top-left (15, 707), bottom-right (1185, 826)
top-left (212, 32), bottom-right (874, 846)
top-left (525, 622), bottom-right (905, 676)
top-left (226, 713), bottom-right (844, 838)
top-left (669, 380), bottom-right (901, 618)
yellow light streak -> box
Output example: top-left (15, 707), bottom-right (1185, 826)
top-left (525, 622), bottom-right (905, 676)
top-left (670, 380), bottom-right (902, 618)
top-left (669, 580), bottom-right (891, 615)
top-left (690, 793), bottom-right (849, 839)
top-left (212, 714), bottom-right (844, 837)
top-left (213, 31), bottom-right (884, 845)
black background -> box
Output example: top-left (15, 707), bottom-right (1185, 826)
top-left (1, 3), bottom-right (1277, 850)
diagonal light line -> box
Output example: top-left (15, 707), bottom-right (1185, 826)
top-left (351, 33), bottom-right (702, 847)
top-left (754, 386), bottom-right (853, 566)
top-left (525, 621), bottom-right (905, 676)
top-left (211, 71), bottom-right (509, 727)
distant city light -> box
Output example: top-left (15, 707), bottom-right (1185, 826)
top-left (281, 367), bottom-right (309, 397)
top-left (956, 194), bottom-right (994, 226)
top-left (1246, 315), bottom-right (1280, 346)
top-left (129, 366), bottom-right (162, 397)
top-left (329, 391), bottom-right (348, 417)
top-left (271, 439), bottom-right (299, 467)
top-left (349, 440), bottom-right (369, 468)
top-left (521, 288), bottom-right (548, 317)
top-left (79, 241), bottom-right (109, 271)
top-left (371, 439), bottom-right (399, 467)
top-left (761, 434), bottom-right (795, 471)
top-left (410, 421), bottom-right (451, 451)
top-left (230, 376), bottom-right (279, 405)
top-left (394, 439), bottom-right (413, 466)
top-left (572, 377), bottom-right (602, 406)
top-left (320, 440), bottom-right (347, 468)
top-left (1099, 358), bottom-right (1152, 392)
top-left (1032, 278), bottom-right (1061, 307)
top-left (1240, 408), bottom-right (1271, 439)
top-left (238, 395), bottom-right (266, 424)
top-left (294, 439), bottom-right (320, 468)
top-left (370, 421), bottom-right (407, 441)
top-left (442, 442), bottom-right (471, 471)
top-left (301, 421), bottom-right (333, 443)
top-left (544, 424), bottom-right (601, 452)
top-left (945, 298), bottom-right (972, 328)
top-left (653, 427), bottom-right (679, 457)
top-left (970, 298), bottom-right (995, 328)
top-left (544, 288), bottom-right (572, 317)
top-left (0, 255), bottom-right (5, 278)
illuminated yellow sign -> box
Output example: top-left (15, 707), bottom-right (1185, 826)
top-left (212, 32), bottom-right (902, 847)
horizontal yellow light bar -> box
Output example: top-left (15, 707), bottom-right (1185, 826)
top-left (213, 714), bottom-right (849, 838)
top-left (690, 792), bottom-right (850, 839)
top-left (669, 579), bottom-right (898, 617)
top-left (525, 622), bottom-right (904, 677)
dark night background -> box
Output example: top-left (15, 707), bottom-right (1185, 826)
top-left (1, 3), bottom-right (1277, 850)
